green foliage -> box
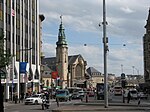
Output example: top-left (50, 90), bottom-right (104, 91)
top-left (0, 32), bottom-right (11, 68)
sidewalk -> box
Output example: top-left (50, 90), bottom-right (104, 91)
top-left (52, 98), bottom-right (150, 112)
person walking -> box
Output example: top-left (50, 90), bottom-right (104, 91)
top-left (127, 91), bottom-right (131, 103)
top-left (138, 92), bottom-right (141, 105)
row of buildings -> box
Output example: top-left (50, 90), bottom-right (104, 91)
top-left (0, 0), bottom-right (150, 101)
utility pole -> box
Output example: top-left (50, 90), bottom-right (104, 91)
top-left (103, 0), bottom-right (108, 108)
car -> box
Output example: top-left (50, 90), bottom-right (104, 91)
top-left (130, 89), bottom-right (138, 99)
top-left (55, 89), bottom-right (70, 102)
top-left (123, 89), bottom-right (138, 99)
top-left (138, 92), bottom-right (148, 99)
top-left (72, 89), bottom-right (84, 99)
top-left (24, 94), bottom-right (43, 105)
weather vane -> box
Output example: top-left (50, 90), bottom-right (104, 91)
top-left (60, 15), bottom-right (63, 23)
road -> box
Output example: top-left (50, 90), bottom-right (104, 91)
top-left (4, 99), bottom-right (82, 112)
top-left (4, 94), bottom-right (150, 112)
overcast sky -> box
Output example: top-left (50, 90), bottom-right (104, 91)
top-left (39, 0), bottom-right (150, 76)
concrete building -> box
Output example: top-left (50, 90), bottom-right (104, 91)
top-left (0, 0), bottom-right (42, 101)
top-left (40, 65), bottom-right (53, 89)
top-left (86, 67), bottom-right (104, 88)
top-left (143, 9), bottom-right (150, 85)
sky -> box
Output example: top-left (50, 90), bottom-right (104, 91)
top-left (39, 0), bottom-right (150, 76)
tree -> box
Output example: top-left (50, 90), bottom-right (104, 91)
top-left (0, 32), bottom-right (11, 112)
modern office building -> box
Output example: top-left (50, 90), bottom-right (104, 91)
top-left (143, 9), bottom-right (150, 85)
top-left (0, 0), bottom-right (41, 101)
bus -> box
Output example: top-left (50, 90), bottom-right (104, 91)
top-left (113, 86), bottom-right (122, 95)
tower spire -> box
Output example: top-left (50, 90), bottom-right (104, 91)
top-left (145, 8), bottom-right (150, 34)
top-left (56, 15), bottom-right (67, 46)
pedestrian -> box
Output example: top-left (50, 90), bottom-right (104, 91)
top-left (56, 97), bottom-right (59, 107)
top-left (127, 91), bottom-right (131, 103)
top-left (138, 92), bottom-right (141, 105)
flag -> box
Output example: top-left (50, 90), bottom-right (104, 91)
top-left (51, 71), bottom-right (58, 79)
top-left (12, 9), bottom-right (15, 16)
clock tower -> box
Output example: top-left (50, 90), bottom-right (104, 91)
top-left (56, 16), bottom-right (68, 88)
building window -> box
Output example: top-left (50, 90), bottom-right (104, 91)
top-left (6, 0), bottom-right (11, 8)
top-left (17, 4), bottom-right (20, 14)
top-left (8, 14), bottom-right (10, 24)
top-left (32, 15), bottom-right (35, 22)
top-left (17, 19), bottom-right (20, 28)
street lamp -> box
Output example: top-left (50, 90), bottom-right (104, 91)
top-left (132, 66), bottom-right (135, 75)
top-left (121, 64), bottom-right (123, 73)
top-left (102, 0), bottom-right (108, 108)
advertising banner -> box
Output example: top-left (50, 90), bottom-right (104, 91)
top-left (19, 62), bottom-right (27, 74)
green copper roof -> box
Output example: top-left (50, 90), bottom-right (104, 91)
top-left (56, 16), bottom-right (67, 46)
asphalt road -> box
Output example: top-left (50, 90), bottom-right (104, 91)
top-left (4, 99), bottom-right (82, 112)
top-left (4, 94), bottom-right (150, 112)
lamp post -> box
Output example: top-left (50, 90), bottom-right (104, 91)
top-left (132, 66), bottom-right (135, 75)
top-left (134, 67), bottom-right (139, 75)
top-left (121, 64), bottom-right (123, 73)
top-left (102, 0), bottom-right (108, 108)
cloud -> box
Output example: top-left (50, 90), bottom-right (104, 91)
top-left (39, 0), bottom-right (149, 76)
top-left (120, 7), bottom-right (135, 14)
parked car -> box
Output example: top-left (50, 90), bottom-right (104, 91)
top-left (55, 89), bottom-right (70, 102)
top-left (130, 89), bottom-right (138, 99)
top-left (138, 92), bottom-right (148, 99)
top-left (24, 94), bottom-right (43, 105)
